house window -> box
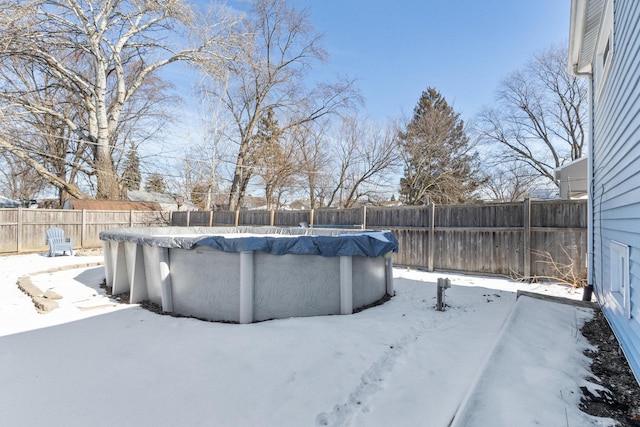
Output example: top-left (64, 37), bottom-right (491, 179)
top-left (609, 240), bottom-right (630, 319)
top-left (595, 0), bottom-right (614, 100)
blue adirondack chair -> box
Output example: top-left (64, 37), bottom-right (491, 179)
top-left (46, 227), bottom-right (74, 257)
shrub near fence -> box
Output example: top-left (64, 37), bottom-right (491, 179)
top-left (0, 208), bottom-right (170, 254)
top-left (172, 199), bottom-right (587, 279)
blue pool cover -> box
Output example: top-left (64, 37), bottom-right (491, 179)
top-left (195, 231), bottom-right (397, 257)
top-left (100, 227), bottom-right (398, 258)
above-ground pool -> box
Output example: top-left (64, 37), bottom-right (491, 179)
top-left (100, 227), bottom-right (398, 323)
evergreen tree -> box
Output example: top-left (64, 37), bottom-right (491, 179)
top-left (122, 142), bottom-right (141, 191)
top-left (251, 108), bottom-right (296, 209)
top-left (251, 108), bottom-right (283, 168)
top-left (190, 182), bottom-right (210, 211)
top-left (144, 173), bottom-right (166, 193)
top-left (398, 88), bottom-right (484, 205)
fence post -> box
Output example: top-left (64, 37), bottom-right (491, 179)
top-left (186, 210), bottom-right (191, 227)
top-left (362, 205), bottom-right (367, 229)
top-left (129, 210), bottom-right (134, 227)
top-left (16, 207), bottom-right (22, 253)
top-left (209, 211), bottom-right (213, 227)
top-left (235, 209), bottom-right (240, 227)
top-left (82, 209), bottom-right (87, 249)
top-left (523, 198), bottom-right (531, 277)
top-left (270, 209), bottom-right (275, 227)
top-left (428, 203), bottom-right (435, 272)
top-left (310, 209), bottom-right (315, 228)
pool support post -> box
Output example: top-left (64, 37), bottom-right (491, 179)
top-left (340, 256), bottom-right (353, 314)
top-left (386, 254), bottom-right (394, 296)
top-left (239, 251), bottom-right (254, 324)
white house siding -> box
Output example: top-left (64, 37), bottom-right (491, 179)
top-left (591, 0), bottom-right (640, 381)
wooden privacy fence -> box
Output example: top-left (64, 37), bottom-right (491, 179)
top-left (173, 199), bottom-right (587, 278)
top-left (1, 200), bottom-right (586, 279)
top-left (0, 208), bottom-right (170, 254)
top-left (173, 207), bottom-right (365, 228)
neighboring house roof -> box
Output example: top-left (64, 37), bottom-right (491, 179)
top-left (63, 199), bottom-right (161, 211)
top-left (128, 190), bottom-right (198, 211)
top-left (528, 188), bottom-right (560, 200)
top-left (554, 157), bottom-right (588, 199)
top-left (289, 200), bottom-right (311, 210)
top-left (568, 0), bottom-right (605, 75)
top-left (239, 195), bottom-right (266, 210)
top-left (0, 195), bottom-right (21, 208)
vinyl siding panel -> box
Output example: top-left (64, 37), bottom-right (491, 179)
top-left (592, 0), bottom-right (640, 381)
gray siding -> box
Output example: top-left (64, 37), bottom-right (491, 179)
top-left (592, 0), bottom-right (640, 379)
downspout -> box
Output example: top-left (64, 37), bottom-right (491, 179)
top-left (568, 0), bottom-right (601, 296)
top-left (572, 64), bottom-right (595, 294)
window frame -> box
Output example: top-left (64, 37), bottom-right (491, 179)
top-left (609, 240), bottom-right (630, 319)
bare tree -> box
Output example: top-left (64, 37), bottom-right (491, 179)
top-left (249, 109), bottom-right (299, 210)
top-left (326, 115), bottom-right (400, 208)
top-left (201, 0), bottom-right (360, 211)
top-left (476, 44), bottom-right (588, 187)
top-left (293, 121), bottom-right (332, 209)
top-left (178, 76), bottom-right (232, 210)
top-left (0, 54), bottom-right (91, 201)
top-left (0, 149), bottom-right (48, 200)
top-left (0, 0), bottom-right (237, 200)
top-left (480, 160), bottom-right (543, 202)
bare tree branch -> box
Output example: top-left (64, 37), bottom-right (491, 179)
top-left (0, 0), bottom-right (238, 200)
top-left (197, 0), bottom-right (361, 210)
top-left (476, 44), bottom-right (588, 189)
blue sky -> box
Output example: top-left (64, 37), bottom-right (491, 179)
top-left (293, 0), bottom-right (571, 122)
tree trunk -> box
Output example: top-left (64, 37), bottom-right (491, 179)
top-left (265, 183), bottom-right (273, 211)
top-left (308, 178), bottom-right (316, 210)
top-left (228, 138), bottom-right (253, 211)
top-left (228, 163), bottom-right (242, 211)
top-left (95, 146), bottom-right (120, 200)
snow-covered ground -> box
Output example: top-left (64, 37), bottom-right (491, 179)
top-left (0, 253), bottom-right (614, 426)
